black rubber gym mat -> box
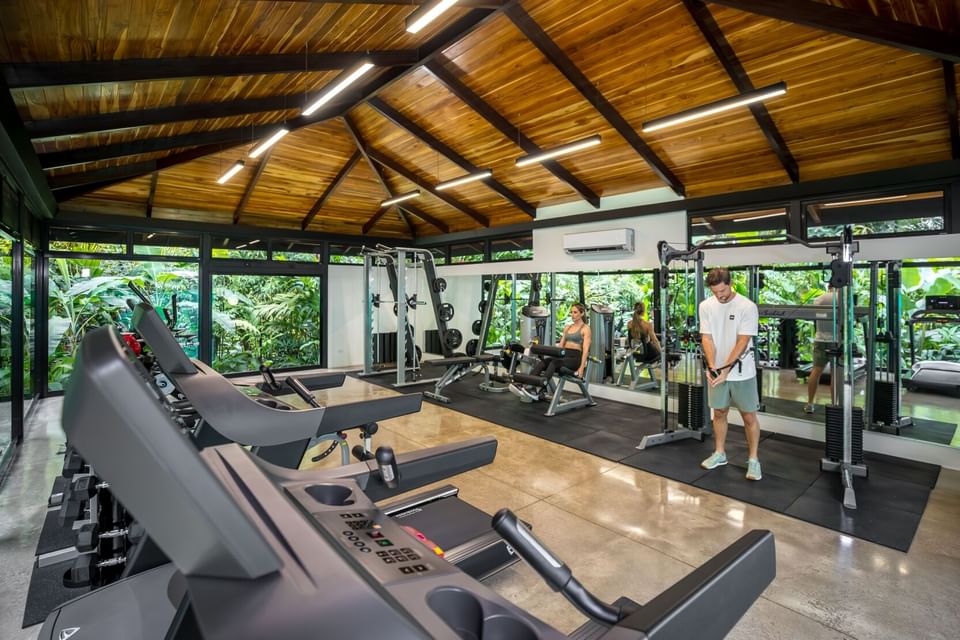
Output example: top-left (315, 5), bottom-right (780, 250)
top-left (34, 508), bottom-right (77, 556)
top-left (22, 559), bottom-right (89, 628)
top-left (352, 372), bottom-right (940, 551)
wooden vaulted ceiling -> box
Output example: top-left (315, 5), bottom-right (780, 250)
top-left (1, 0), bottom-right (958, 238)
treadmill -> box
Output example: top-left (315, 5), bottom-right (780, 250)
top-left (906, 304), bottom-right (960, 397)
top-left (131, 301), bottom-right (518, 581)
top-left (41, 325), bottom-right (776, 640)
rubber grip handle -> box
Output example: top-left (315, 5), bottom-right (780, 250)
top-left (492, 508), bottom-right (571, 592)
top-left (284, 376), bottom-right (322, 408)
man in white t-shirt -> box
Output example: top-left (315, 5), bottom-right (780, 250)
top-left (805, 286), bottom-right (837, 414)
top-left (698, 268), bottom-right (762, 481)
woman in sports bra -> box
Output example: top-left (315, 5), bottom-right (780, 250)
top-left (510, 303), bottom-right (592, 400)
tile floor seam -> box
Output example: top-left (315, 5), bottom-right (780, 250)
top-left (756, 594), bottom-right (860, 640)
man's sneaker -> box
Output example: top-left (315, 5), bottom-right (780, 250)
top-left (803, 403), bottom-right (816, 414)
top-left (746, 458), bottom-right (762, 481)
top-left (700, 451), bottom-right (727, 470)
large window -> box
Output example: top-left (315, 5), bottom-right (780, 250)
top-left (806, 191), bottom-right (945, 239)
top-left (329, 243), bottom-right (363, 264)
top-left (212, 274), bottom-right (322, 374)
top-left (49, 227), bottom-right (126, 254)
top-left (451, 242), bottom-right (485, 264)
top-left (133, 231), bottom-right (199, 258)
top-left (0, 236), bottom-right (12, 468)
top-left (47, 257), bottom-right (199, 391)
top-left (211, 235), bottom-right (267, 260)
top-left (491, 235), bottom-right (533, 261)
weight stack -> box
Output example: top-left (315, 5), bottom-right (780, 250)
top-left (824, 405), bottom-right (864, 464)
top-left (677, 382), bottom-right (705, 431)
top-left (872, 379), bottom-right (899, 426)
top-left (373, 332), bottom-right (398, 364)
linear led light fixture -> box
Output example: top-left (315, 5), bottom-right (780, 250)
top-left (381, 191), bottom-right (420, 207)
top-left (435, 170), bottom-right (492, 191)
top-left (822, 194), bottom-right (909, 208)
top-left (515, 134), bottom-right (601, 167)
top-left (642, 82), bottom-right (787, 133)
top-left (733, 211), bottom-right (786, 222)
top-left (216, 160), bottom-right (245, 184)
top-left (249, 128), bottom-right (289, 158)
top-left (302, 62), bottom-right (376, 116)
top-left (406, 0), bottom-right (460, 34)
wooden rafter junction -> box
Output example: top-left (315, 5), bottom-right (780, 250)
top-left (343, 115), bottom-right (449, 235)
top-left (301, 151), bottom-right (362, 231)
top-left (424, 59), bottom-right (600, 208)
top-left (683, 0), bottom-right (799, 183)
top-left (704, 0), bottom-right (960, 62)
top-left (367, 147), bottom-right (490, 228)
top-left (503, 4), bottom-right (685, 197)
top-left (367, 97), bottom-right (536, 217)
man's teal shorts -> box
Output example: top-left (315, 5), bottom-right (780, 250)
top-left (707, 377), bottom-right (760, 413)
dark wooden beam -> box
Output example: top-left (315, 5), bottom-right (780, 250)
top-left (50, 7), bottom-right (508, 195)
top-left (233, 150), bottom-right (274, 224)
top-left (343, 114), bottom-right (449, 234)
top-left (683, 0), bottom-right (799, 183)
top-left (945, 61), bottom-right (960, 160)
top-left (301, 151), bottom-right (361, 230)
top-left (0, 77), bottom-right (56, 216)
top-left (368, 147), bottom-right (489, 227)
top-left (252, 0), bottom-right (502, 5)
top-left (2, 51), bottom-right (419, 88)
top-left (362, 208), bottom-right (392, 235)
top-left (27, 94), bottom-right (307, 139)
top-left (424, 59), bottom-right (600, 208)
top-left (705, 0), bottom-right (960, 63)
top-left (396, 209), bottom-right (417, 238)
top-left (504, 4), bottom-right (685, 196)
top-left (368, 96), bottom-right (535, 217)
top-left (145, 172), bottom-right (159, 218)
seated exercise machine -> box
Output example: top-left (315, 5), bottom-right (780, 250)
top-left (511, 345), bottom-right (598, 417)
top-left (616, 342), bottom-right (659, 391)
top-left (42, 324), bottom-right (776, 640)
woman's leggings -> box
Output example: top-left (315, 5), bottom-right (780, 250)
top-left (529, 349), bottom-right (582, 383)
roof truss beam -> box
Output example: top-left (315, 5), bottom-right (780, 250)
top-left (504, 4), bottom-right (685, 196)
top-left (301, 150), bottom-right (361, 230)
top-left (2, 51), bottom-right (419, 88)
top-left (683, 0), bottom-right (799, 183)
top-left (424, 59), bottom-right (600, 208)
top-left (234, 150), bottom-right (274, 224)
top-left (145, 172), bottom-right (158, 218)
top-left (343, 114), bottom-right (448, 235)
top-left (705, 0), bottom-right (960, 63)
top-left (368, 96), bottom-right (535, 217)
top-left (368, 147), bottom-right (489, 227)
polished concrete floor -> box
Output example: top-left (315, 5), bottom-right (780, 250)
top-left (2, 378), bottom-right (960, 639)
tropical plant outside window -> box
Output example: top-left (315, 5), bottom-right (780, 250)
top-left (47, 255), bottom-right (199, 391)
top-left (806, 191), bottom-right (945, 239)
top-left (451, 242), bottom-right (484, 264)
top-left (212, 275), bottom-right (321, 374)
top-left (491, 235), bottom-right (533, 261)
top-left (691, 208), bottom-right (788, 246)
top-left (329, 244), bottom-right (363, 264)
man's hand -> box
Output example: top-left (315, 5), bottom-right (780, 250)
top-left (705, 367), bottom-right (718, 385)
top-left (711, 368), bottom-right (729, 387)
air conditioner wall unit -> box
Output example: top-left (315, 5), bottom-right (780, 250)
top-left (562, 228), bottom-right (635, 256)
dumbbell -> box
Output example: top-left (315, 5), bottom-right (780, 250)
top-left (63, 553), bottom-right (127, 589)
top-left (61, 447), bottom-right (88, 478)
top-left (59, 475), bottom-right (109, 526)
top-left (75, 522), bottom-right (145, 553)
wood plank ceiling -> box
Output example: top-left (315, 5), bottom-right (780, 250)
top-left (0, 0), bottom-right (957, 238)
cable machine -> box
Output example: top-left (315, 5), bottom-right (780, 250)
top-left (866, 261), bottom-right (913, 433)
top-left (638, 240), bottom-right (711, 450)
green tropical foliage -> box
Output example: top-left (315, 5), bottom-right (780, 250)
top-left (47, 256), bottom-right (199, 391)
top-left (213, 275), bottom-right (321, 373)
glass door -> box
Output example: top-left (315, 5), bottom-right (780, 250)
top-left (23, 243), bottom-right (35, 415)
top-left (0, 236), bottom-right (13, 475)
top-left (212, 272), bottom-right (323, 374)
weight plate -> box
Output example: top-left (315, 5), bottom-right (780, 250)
top-left (465, 338), bottom-right (479, 357)
top-left (471, 319), bottom-right (482, 336)
top-left (478, 300), bottom-right (486, 313)
top-left (444, 328), bottom-right (463, 349)
top-left (432, 278), bottom-right (447, 293)
top-left (438, 303), bottom-right (455, 322)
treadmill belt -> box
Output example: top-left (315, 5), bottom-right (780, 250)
top-left (354, 372), bottom-right (940, 551)
top-left (389, 496), bottom-right (492, 550)
top-left (22, 559), bottom-right (90, 628)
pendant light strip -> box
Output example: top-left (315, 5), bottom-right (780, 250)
top-left (642, 82), bottom-right (787, 133)
top-left (216, 160), bottom-right (245, 184)
top-left (435, 170), bottom-right (492, 191)
top-left (302, 62), bottom-right (376, 117)
top-left (249, 128), bottom-right (289, 158)
top-left (515, 134), bottom-right (601, 167)
top-left (381, 190), bottom-right (420, 207)
top-left (406, 0), bottom-right (460, 34)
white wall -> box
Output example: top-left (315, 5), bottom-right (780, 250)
top-left (326, 264), bottom-right (366, 368)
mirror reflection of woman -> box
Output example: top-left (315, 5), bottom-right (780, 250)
top-left (627, 301), bottom-right (661, 362)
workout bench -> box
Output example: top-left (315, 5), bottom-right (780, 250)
top-left (423, 353), bottom-right (499, 403)
top-left (512, 344), bottom-right (599, 417)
